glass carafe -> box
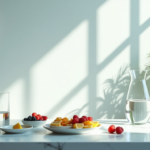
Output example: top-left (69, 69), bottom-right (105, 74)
top-left (125, 70), bottom-right (150, 124)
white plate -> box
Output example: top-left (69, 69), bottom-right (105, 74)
top-left (22, 120), bottom-right (47, 127)
top-left (43, 124), bottom-right (102, 134)
top-left (0, 125), bottom-right (33, 134)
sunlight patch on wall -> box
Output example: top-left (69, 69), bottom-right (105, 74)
top-left (96, 0), bottom-right (130, 64)
top-left (139, 26), bottom-right (150, 68)
top-left (139, 0), bottom-right (150, 26)
top-left (5, 78), bottom-right (25, 119)
top-left (30, 20), bottom-right (88, 115)
top-left (96, 45), bottom-right (130, 119)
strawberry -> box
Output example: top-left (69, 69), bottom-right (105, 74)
top-left (73, 115), bottom-right (79, 119)
top-left (87, 117), bottom-right (93, 121)
top-left (35, 115), bottom-right (40, 120)
top-left (72, 118), bottom-right (79, 124)
top-left (108, 125), bottom-right (116, 133)
top-left (43, 116), bottom-right (48, 120)
top-left (37, 114), bottom-right (42, 119)
top-left (82, 116), bottom-right (88, 121)
top-left (32, 112), bottom-right (37, 117)
top-left (79, 117), bottom-right (86, 123)
top-left (116, 126), bottom-right (124, 134)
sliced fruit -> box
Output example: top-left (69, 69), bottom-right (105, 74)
top-left (66, 124), bottom-right (72, 126)
top-left (83, 121), bottom-right (93, 125)
top-left (13, 123), bottom-right (22, 129)
top-left (51, 120), bottom-right (62, 126)
top-left (83, 125), bottom-right (93, 128)
top-left (67, 118), bottom-right (73, 124)
top-left (54, 117), bottom-right (62, 121)
top-left (92, 121), bottom-right (100, 128)
top-left (72, 123), bottom-right (84, 129)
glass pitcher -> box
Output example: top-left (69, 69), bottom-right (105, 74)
top-left (125, 70), bottom-right (150, 124)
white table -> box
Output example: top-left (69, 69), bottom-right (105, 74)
top-left (0, 119), bottom-right (150, 150)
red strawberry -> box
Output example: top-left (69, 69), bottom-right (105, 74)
top-left (32, 112), bottom-right (37, 117)
top-left (37, 114), bottom-right (42, 119)
top-left (72, 118), bottom-right (79, 124)
top-left (87, 117), bottom-right (93, 121)
top-left (82, 116), bottom-right (88, 121)
top-left (108, 125), bottom-right (116, 133)
top-left (41, 117), bottom-right (44, 121)
top-left (73, 115), bottom-right (79, 119)
top-left (79, 117), bottom-right (86, 123)
top-left (116, 126), bottom-right (124, 134)
top-left (35, 115), bottom-right (40, 120)
top-left (43, 116), bottom-right (48, 120)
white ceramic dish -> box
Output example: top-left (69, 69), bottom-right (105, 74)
top-left (0, 125), bottom-right (32, 134)
top-left (43, 124), bottom-right (102, 134)
top-left (22, 120), bottom-right (47, 127)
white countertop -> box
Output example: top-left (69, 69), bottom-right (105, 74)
top-left (0, 119), bottom-right (150, 143)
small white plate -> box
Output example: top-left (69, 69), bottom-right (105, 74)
top-left (0, 125), bottom-right (33, 134)
top-left (44, 124), bottom-right (102, 134)
top-left (22, 120), bottom-right (47, 127)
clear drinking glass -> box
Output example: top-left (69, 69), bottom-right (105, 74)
top-left (125, 70), bottom-right (150, 124)
top-left (0, 92), bottom-right (10, 126)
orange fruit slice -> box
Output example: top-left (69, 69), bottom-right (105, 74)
top-left (83, 125), bottom-right (93, 128)
top-left (92, 121), bottom-right (100, 127)
top-left (13, 123), bottom-right (22, 129)
top-left (66, 124), bottom-right (72, 126)
top-left (83, 121), bottom-right (93, 125)
top-left (51, 120), bottom-right (62, 126)
top-left (54, 117), bottom-right (62, 121)
top-left (72, 123), bottom-right (84, 129)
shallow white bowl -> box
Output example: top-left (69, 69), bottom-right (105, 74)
top-left (22, 120), bottom-right (47, 127)
top-left (0, 125), bottom-right (32, 134)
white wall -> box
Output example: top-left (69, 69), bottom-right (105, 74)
top-left (0, 0), bottom-right (150, 120)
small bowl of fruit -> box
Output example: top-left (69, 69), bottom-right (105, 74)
top-left (22, 112), bottom-right (48, 127)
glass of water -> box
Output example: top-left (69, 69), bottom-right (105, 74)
top-left (0, 92), bottom-right (10, 126)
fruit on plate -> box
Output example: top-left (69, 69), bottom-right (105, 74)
top-left (13, 123), bottom-right (22, 129)
top-left (51, 120), bottom-right (62, 126)
top-left (50, 115), bottom-right (100, 129)
top-left (83, 121), bottom-right (93, 125)
top-left (24, 112), bottom-right (48, 121)
top-left (72, 123), bottom-right (84, 129)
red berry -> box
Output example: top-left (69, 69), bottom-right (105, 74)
top-left (108, 125), bottom-right (116, 133)
top-left (37, 114), bottom-right (42, 119)
top-left (82, 116), bottom-right (88, 121)
top-left (41, 117), bottom-right (44, 121)
top-left (87, 117), bottom-right (93, 121)
top-left (72, 118), bottom-right (79, 124)
top-left (42, 116), bottom-right (48, 120)
top-left (79, 117), bottom-right (86, 123)
top-left (32, 112), bottom-right (37, 117)
top-left (73, 115), bottom-right (79, 119)
top-left (116, 126), bottom-right (124, 134)
top-left (35, 115), bottom-right (40, 120)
